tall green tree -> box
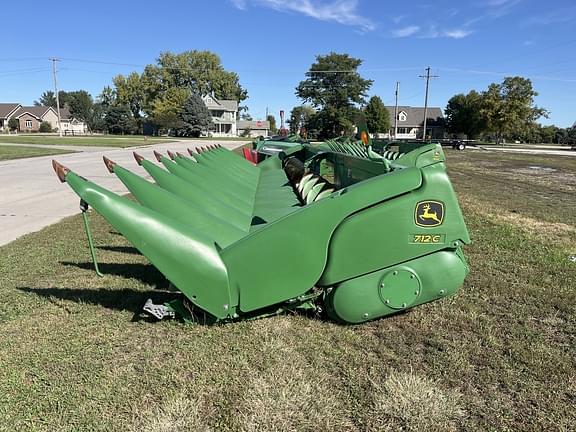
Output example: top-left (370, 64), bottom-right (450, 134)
top-left (288, 105), bottom-right (315, 134)
top-left (481, 77), bottom-right (547, 143)
top-left (67, 90), bottom-right (94, 124)
top-left (177, 92), bottom-right (213, 137)
top-left (104, 105), bottom-right (137, 134)
top-left (445, 90), bottom-right (486, 139)
top-left (113, 72), bottom-right (146, 119)
top-left (364, 96), bottom-right (391, 134)
top-left (266, 114), bottom-right (277, 133)
top-left (34, 91), bottom-right (56, 107)
top-left (296, 52), bottom-right (373, 138)
top-left (34, 90), bottom-right (70, 108)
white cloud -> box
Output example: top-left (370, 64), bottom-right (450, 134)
top-left (443, 29), bottom-right (473, 39)
top-left (230, 0), bottom-right (247, 9)
top-left (391, 25), bottom-right (420, 38)
top-left (230, 0), bottom-right (375, 31)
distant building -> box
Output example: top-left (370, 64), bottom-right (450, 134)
top-left (384, 106), bottom-right (445, 139)
top-left (202, 94), bottom-right (238, 137)
top-left (0, 103), bottom-right (21, 130)
top-left (0, 103), bottom-right (87, 133)
top-left (237, 120), bottom-right (270, 137)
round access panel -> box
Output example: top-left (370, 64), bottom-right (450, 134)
top-left (378, 268), bottom-right (421, 309)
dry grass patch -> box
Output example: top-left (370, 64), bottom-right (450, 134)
top-left (370, 371), bottom-right (464, 431)
top-left (234, 320), bottom-right (356, 432)
top-left (130, 394), bottom-right (210, 432)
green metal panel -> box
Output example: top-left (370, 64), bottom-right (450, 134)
top-left (63, 171), bottom-right (232, 319)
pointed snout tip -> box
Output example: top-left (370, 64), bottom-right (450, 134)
top-left (52, 159), bottom-right (70, 183)
top-left (102, 156), bottom-right (116, 173)
top-left (133, 152), bottom-right (144, 166)
top-left (153, 150), bottom-right (163, 162)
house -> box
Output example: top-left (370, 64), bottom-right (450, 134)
top-left (0, 103), bottom-right (21, 130)
top-left (12, 106), bottom-right (60, 132)
top-left (202, 94), bottom-right (238, 137)
top-left (237, 120), bottom-right (270, 137)
top-left (385, 106), bottom-right (445, 139)
top-left (59, 107), bottom-right (88, 134)
top-left (0, 104), bottom-right (88, 133)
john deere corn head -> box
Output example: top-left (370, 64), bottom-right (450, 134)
top-left (52, 141), bottom-right (470, 324)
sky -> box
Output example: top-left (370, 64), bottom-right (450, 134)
top-left (1, 0), bottom-right (575, 127)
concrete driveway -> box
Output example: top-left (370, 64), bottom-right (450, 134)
top-left (0, 140), bottom-right (247, 246)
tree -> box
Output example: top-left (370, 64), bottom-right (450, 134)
top-left (149, 51), bottom-right (247, 102)
top-left (150, 87), bottom-right (189, 133)
top-left (288, 105), bottom-right (315, 134)
top-left (113, 72), bottom-right (146, 120)
top-left (296, 52), bottom-right (373, 138)
top-left (177, 92), bottom-right (213, 137)
top-left (34, 91), bottom-right (56, 108)
top-left (104, 105), bottom-right (137, 134)
top-left (364, 96), bottom-right (390, 134)
top-left (8, 118), bottom-right (19, 131)
top-left (445, 90), bottom-right (486, 139)
top-left (39, 121), bottom-right (52, 133)
top-left (267, 114), bottom-right (277, 134)
top-left (97, 86), bottom-right (117, 107)
top-left (481, 77), bottom-right (548, 143)
top-left (67, 91), bottom-right (94, 128)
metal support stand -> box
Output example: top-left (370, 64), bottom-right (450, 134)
top-left (80, 199), bottom-right (104, 277)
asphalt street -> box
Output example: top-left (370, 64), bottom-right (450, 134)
top-left (0, 140), bottom-right (246, 246)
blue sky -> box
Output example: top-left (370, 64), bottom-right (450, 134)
top-left (1, 0), bottom-right (575, 126)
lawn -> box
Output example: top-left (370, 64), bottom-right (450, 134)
top-left (0, 149), bottom-right (574, 431)
top-left (0, 135), bottom-right (174, 148)
top-left (0, 145), bottom-right (74, 161)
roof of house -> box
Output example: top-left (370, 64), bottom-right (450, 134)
top-left (385, 106), bottom-right (444, 127)
top-left (0, 103), bottom-right (21, 119)
top-left (238, 120), bottom-right (270, 130)
top-left (13, 106), bottom-right (53, 119)
top-left (202, 94), bottom-right (238, 112)
top-left (59, 108), bottom-right (73, 121)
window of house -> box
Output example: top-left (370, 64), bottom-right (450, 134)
top-left (398, 111), bottom-right (407, 122)
top-left (25, 120), bottom-right (33, 128)
top-left (397, 127), bottom-right (410, 134)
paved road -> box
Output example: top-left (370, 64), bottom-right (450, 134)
top-left (478, 146), bottom-right (576, 157)
top-left (0, 140), bottom-right (247, 246)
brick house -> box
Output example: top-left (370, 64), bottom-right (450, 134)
top-left (0, 104), bottom-right (87, 133)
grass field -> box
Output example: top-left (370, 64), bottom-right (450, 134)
top-left (0, 149), bottom-right (574, 431)
top-left (0, 145), bottom-right (74, 161)
top-left (0, 135), bottom-right (173, 148)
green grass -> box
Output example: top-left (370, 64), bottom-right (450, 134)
top-left (0, 145), bottom-right (74, 161)
top-left (0, 135), bottom-right (174, 148)
top-left (0, 149), bottom-right (574, 430)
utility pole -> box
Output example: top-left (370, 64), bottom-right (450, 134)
top-left (50, 58), bottom-right (63, 137)
top-left (419, 67), bottom-right (438, 141)
top-left (393, 81), bottom-right (400, 140)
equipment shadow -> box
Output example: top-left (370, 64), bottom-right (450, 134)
top-left (60, 261), bottom-right (167, 288)
top-left (17, 286), bottom-right (176, 322)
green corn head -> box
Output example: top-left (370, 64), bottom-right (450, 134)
top-left (52, 141), bottom-right (470, 324)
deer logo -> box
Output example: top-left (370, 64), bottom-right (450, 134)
top-left (415, 201), bottom-right (444, 227)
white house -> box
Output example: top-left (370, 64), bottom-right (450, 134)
top-left (384, 106), bottom-right (445, 139)
top-left (202, 94), bottom-right (238, 137)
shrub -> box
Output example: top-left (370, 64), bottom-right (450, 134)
top-left (39, 121), bottom-right (53, 133)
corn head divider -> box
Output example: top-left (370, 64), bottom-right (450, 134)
top-left (52, 141), bottom-right (470, 324)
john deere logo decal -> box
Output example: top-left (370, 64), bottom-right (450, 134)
top-left (415, 201), bottom-right (444, 227)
